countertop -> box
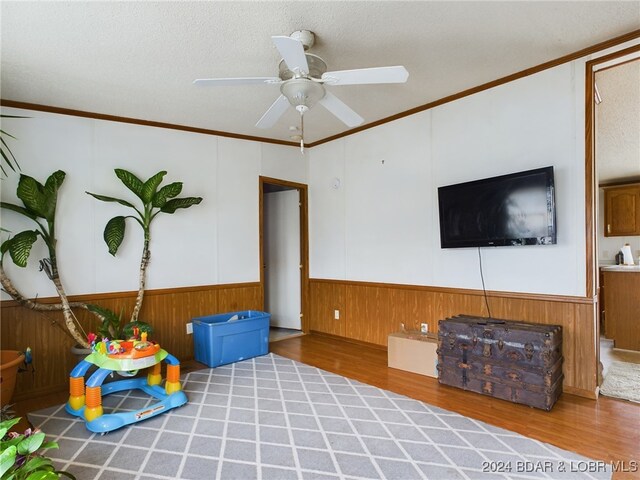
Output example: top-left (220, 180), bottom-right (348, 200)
top-left (600, 265), bottom-right (640, 272)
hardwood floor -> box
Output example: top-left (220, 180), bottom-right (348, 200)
top-left (271, 334), bottom-right (640, 479)
top-left (11, 333), bottom-right (640, 479)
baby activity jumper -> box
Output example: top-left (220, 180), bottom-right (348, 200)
top-left (65, 332), bottom-right (187, 433)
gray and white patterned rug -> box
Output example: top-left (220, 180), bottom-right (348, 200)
top-left (30, 353), bottom-right (610, 480)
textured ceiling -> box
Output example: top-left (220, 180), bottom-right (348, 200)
top-left (2, 1), bottom-right (639, 143)
top-left (595, 60), bottom-right (640, 184)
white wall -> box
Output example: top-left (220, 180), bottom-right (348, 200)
top-left (0, 108), bottom-right (304, 298)
top-left (310, 61), bottom-right (587, 296)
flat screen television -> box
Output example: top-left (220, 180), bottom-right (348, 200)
top-left (438, 166), bottom-right (556, 248)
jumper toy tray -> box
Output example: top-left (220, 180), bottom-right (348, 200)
top-left (86, 342), bottom-right (166, 371)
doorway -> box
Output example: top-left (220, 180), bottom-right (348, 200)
top-left (587, 45), bottom-right (640, 400)
top-left (259, 176), bottom-right (309, 343)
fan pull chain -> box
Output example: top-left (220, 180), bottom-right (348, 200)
top-left (300, 113), bottom-right (305, 155)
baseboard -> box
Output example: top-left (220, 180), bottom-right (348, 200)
top-left (310, 330), bottom-right (387, 351)
top-left (563, 385), bottom-right (598, 400)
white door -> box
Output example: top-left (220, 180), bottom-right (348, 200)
top-left (264, 189), bottom-right (301, 329)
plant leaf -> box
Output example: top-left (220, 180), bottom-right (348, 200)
top-left (115, 169), bottom-right (144, 200)
top-left (87, 304), bottom-right (123, 338)
top-left (24, 471), bottom-right (58, 480)
top-left (1, 201), bottom-right (40, 221)
top-left (86, 192), bottom-right (136, 209)
top-left (7, 230), bottom-right (39, 268)
top-left (0, 418), bottom-right (21, 433)
top-left (0, 136), bottom-right (19, 165)
top-left (16, 175), bottom-right (48, 218)
top-left (44, 170), bottom-right (66, 194)
top-left (41, 170), bottom-right (66, 220)
top-left (0, 444), bottom-right (16, 478)
top-left (159, 197), bottom-right (202, 214)
top-left (17, 431), bottom-right (45, 455)
top-left (103, 216), bottom-right (125, 256)
top-left (20, 455), bottom-right (53, 474)
top-left (141, 171), bottom-right (167, 204)
top-left (0, 239), bottom-right (9, 257)
top-left (152, 182), bottom-right (182, 208)
top-left (0, 148), bottom-right (17, 173)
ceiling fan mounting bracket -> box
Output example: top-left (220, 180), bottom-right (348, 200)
top-left (290, 30), bottom-right (315, 50)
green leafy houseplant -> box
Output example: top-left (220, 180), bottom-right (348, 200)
top-left (0, 171), bottom-right (91, 347)
top-left (87, 169), bottom-right (202, 323)
top-left (0, 418), bottom-right (75, 479)
top-left (1, 167), bottom-right (202, 350)
top-left (85, 304), bottom-right (153, 342)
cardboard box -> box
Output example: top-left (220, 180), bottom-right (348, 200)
top-left (388, 331), bottom-right (438, 377)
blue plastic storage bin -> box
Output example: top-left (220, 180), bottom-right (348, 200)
top-left (192, 310), bottom-right (270, 367)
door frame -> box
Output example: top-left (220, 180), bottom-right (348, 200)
top-left (259, 176), bottom-right (310, 333)
top-left (585, 43), bottom-right (640, 385)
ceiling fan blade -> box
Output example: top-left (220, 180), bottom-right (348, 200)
top-left (256, 95), bottom-right (290, 129)
top-left (321, 66), bottom-right (409, 85)
top-left (272, 36), bottom-right (309, 74)
top-left (319, 91), bottom-right (364, 128)
top-left (193, 77), bottom-right (281, 86)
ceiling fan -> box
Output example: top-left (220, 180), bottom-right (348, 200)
top-left (194, 30), bottom-right (409, 145)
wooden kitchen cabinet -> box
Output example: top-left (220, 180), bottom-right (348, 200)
top-left (603, 183), bottom-right (640, 237)
top-left (602, 269), bottom-right (640, 351)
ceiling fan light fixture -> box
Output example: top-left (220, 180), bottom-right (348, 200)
top-left (281, 78), bottom-right (326, 110)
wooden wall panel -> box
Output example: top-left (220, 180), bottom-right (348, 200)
top-left (309, 281), bottom-right (346, 337)
top-left (309, 279), bottom-right (597, 398)
top-left (0, 283), bottom-right (261, 400)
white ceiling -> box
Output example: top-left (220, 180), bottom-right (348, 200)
top-left (2, 1), bottom-right (639, 144)
top-left (595, 60), bottom-right (640, 184)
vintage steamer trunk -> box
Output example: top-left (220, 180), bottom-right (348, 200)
top-left (437, 315), bottom-right (563, 411)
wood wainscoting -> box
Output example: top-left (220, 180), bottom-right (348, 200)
top-left (0, 282), bottom-right (261, 401)
top-left (309, 279), bottom-right (598, 398)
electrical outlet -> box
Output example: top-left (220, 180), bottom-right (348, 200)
top-left (186, 323), bottom-right (193, 335)
top-left (334, 310), bottom-right (340, 320)
top-left (420, 323), bottom-right (428, 334)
